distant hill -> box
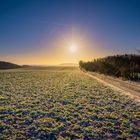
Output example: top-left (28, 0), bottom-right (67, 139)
top-left (0, 61), bottom-right (22, 70)
top-left (60, 63), bottom-right (78, 66)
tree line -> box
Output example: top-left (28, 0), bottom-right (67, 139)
top-left (79, 54), bottom-right (140, 80)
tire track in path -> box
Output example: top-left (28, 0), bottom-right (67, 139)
top-left (85, 72), bottom-right (140, 104)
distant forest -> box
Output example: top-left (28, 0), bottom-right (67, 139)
top-left (79, 54), bottom-right (140, 80)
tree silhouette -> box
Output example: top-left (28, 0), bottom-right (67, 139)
top-left (79, 54), bottom-right (140, 80)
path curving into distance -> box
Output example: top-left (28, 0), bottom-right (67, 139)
top-left (86, 72), bottom-right (140, 104)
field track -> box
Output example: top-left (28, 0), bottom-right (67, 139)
top-left (86, 72), bottom-right (140, 104)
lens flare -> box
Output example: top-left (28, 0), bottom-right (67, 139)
top-left (69, 44), bottom-right (77, 53)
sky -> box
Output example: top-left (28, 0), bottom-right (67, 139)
top-left (0, 0), bottom-right (140, 65)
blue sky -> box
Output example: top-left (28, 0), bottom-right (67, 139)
top-left (0, 0), bottom-right (140, 64)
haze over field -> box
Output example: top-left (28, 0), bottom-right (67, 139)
top-left (0, 0), bottom-right (140, 65)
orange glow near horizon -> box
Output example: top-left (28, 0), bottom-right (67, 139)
top-left (0, 30), bottom-right (106, 65)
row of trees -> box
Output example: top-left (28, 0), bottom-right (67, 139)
top-left (79, 54), bottom-right (140, 80)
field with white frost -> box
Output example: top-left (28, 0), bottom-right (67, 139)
top-left (0, 68), bottom-right (140, 139)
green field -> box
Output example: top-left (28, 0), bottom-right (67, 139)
top-left (0, 67), bottom-right (140, 139)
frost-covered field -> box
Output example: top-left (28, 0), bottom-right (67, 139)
top-left (0, 69), bottom-right (140, 139)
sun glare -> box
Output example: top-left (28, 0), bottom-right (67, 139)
top-left (69, 44), bottom-right (77, 53)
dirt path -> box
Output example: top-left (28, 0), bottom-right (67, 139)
top-left (85, 72), bottom-right (140, 104)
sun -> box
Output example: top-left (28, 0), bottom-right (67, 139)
top-left (69, 44), bottom-right (77, 53)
